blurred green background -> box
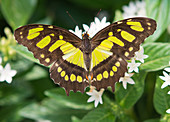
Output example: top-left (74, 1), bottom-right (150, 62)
top-left (0, 0), bottom-right (132, 32)
top-left (0, 0), bottom-right (170, 122)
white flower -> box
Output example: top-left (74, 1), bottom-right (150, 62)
top-left (83, 22), bottom-right (95, 38)
top-left (69, 17), bottom-right (110, 39)
top-left (0, 63), bottom-right (17, 83)
top-left (128, 58), bottom-right (141, 73)
top-left (166, 109), bottom-right (170, 114)
top-left (119, 72), bottom-right (135, 89)
top-left (159, 71), bottom-right (170, 89)
top-left (135, 46), bottom-right (148, 63)
top-left (168, 91), bottom-right (170, 95)
top-left (159, 61), bottom-right (170, 113)
top-left (165, 67), bottom-right (170, 72)
top-left (69, 26), bottom-right (82, 39)
top-left (83, 17), bottom-right (110, 38)
top-left (122, 0), bottom-right (146, 19)
top-left (86, 86), bottom-right (104, 107)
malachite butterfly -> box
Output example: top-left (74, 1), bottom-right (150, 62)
top-left (14, 17), bottom-right (157, 95)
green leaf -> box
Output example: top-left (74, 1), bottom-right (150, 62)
top-left (10, 56), bottom-right (34, 75)
top-left (45, 88), bottom-right (92, 110)
top-left (23, 65), bottom-right (48, 81)
top-left (11, 45), bottom-right (43, 66)
top-left (0, 83), bottom-right (32, 106)
top-left (153, 77), bottom-right (170, 115)
top-left (20, 99), bottom-right (89, 122)
top-left (115, 71), bottom-right (146, 109)
top-left (140, 43), bottom-right (170, 72)
top-left (81, 107), bottom-right (115, 122)
top-left (144, 118), bottom-right (160, 122)
top-left (71, 116), bottom-right (81, 122)
top-left (146, 0), bottom-right (170, 42)
top-left (0, 103), bottom-right (27, 122)
top-left (1, 0), bottom-right (37, 30)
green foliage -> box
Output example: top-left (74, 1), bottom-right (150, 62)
top-left (0, 0), bottom-right (169, 122)
top-left (81, 107), bottom-right (116, 122)
top-left (1, 0), bottom-right (37, 30)
top-left (141, 43), bottom-right (170, 71)
top-left (115, 71), bottom-right (146, 109)
top-left (20, 88), bottom-right (90, 122)
top-left (154, 77), bottom-right (170, 115)
top-left (11, 45), bottom-right (40, 66)
top-left (145, 0), bottom-right (170, 42)
top-left (44, 89), bottom-right (92, 109)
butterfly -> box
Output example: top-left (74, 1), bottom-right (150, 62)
top-left (14, 17), bottom-right (156, 95)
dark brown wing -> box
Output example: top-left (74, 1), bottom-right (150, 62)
top-left (14, 24), bottom-right (89, 95)
top-left (90, 17), bottom-right (156, 91)
top-left (14, 24), bottom-right (82, 66)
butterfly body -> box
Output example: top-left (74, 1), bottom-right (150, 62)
top-left (14, 17), bottom-right (156, 95)
top-left (80, 33), bottom-right (92, 72)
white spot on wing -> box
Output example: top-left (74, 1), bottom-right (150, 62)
top-left (62, 50), bottom-right (77, 60)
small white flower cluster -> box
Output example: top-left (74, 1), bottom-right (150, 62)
top-left (83, 17), bottom-right (110, 38)
top-left (122, 0), bottom-right (146, 19)
top-left (0, 57), bottom-right (17, 83)
top-left (69, 17), bottom-right (110, 39)
top-left (0, 27), bottom-right (16, 62)
top-left (159, 62), bottom-right (170, 89)
top-left (119, 46), bottom-right (148, 89)
top-left (86, 86), bottom-right (104, 107)
top-left (159, 61), bottom-right (170, 114)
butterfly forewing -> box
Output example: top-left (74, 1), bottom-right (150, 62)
top-left (14, 24), bottom-right (82, 66)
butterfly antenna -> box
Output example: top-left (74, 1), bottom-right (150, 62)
top-left (86, 9), bottom-right (102, 33)
top-left (66, 11), bottom-right (81, 29)
top-left (96, 9), bottom-right (102, 17)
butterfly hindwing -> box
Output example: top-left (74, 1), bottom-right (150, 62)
top-left (90, 17), bottom-right (156, 90)
top-left (50, 58), bottom-right (88, 95)
top-left (91, 54), bottom-right (128, 91)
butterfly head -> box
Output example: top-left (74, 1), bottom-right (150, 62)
top-left (82, 32), bottom-right (90, 40)
top-left (81, 32), bottom-right (91, 53)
